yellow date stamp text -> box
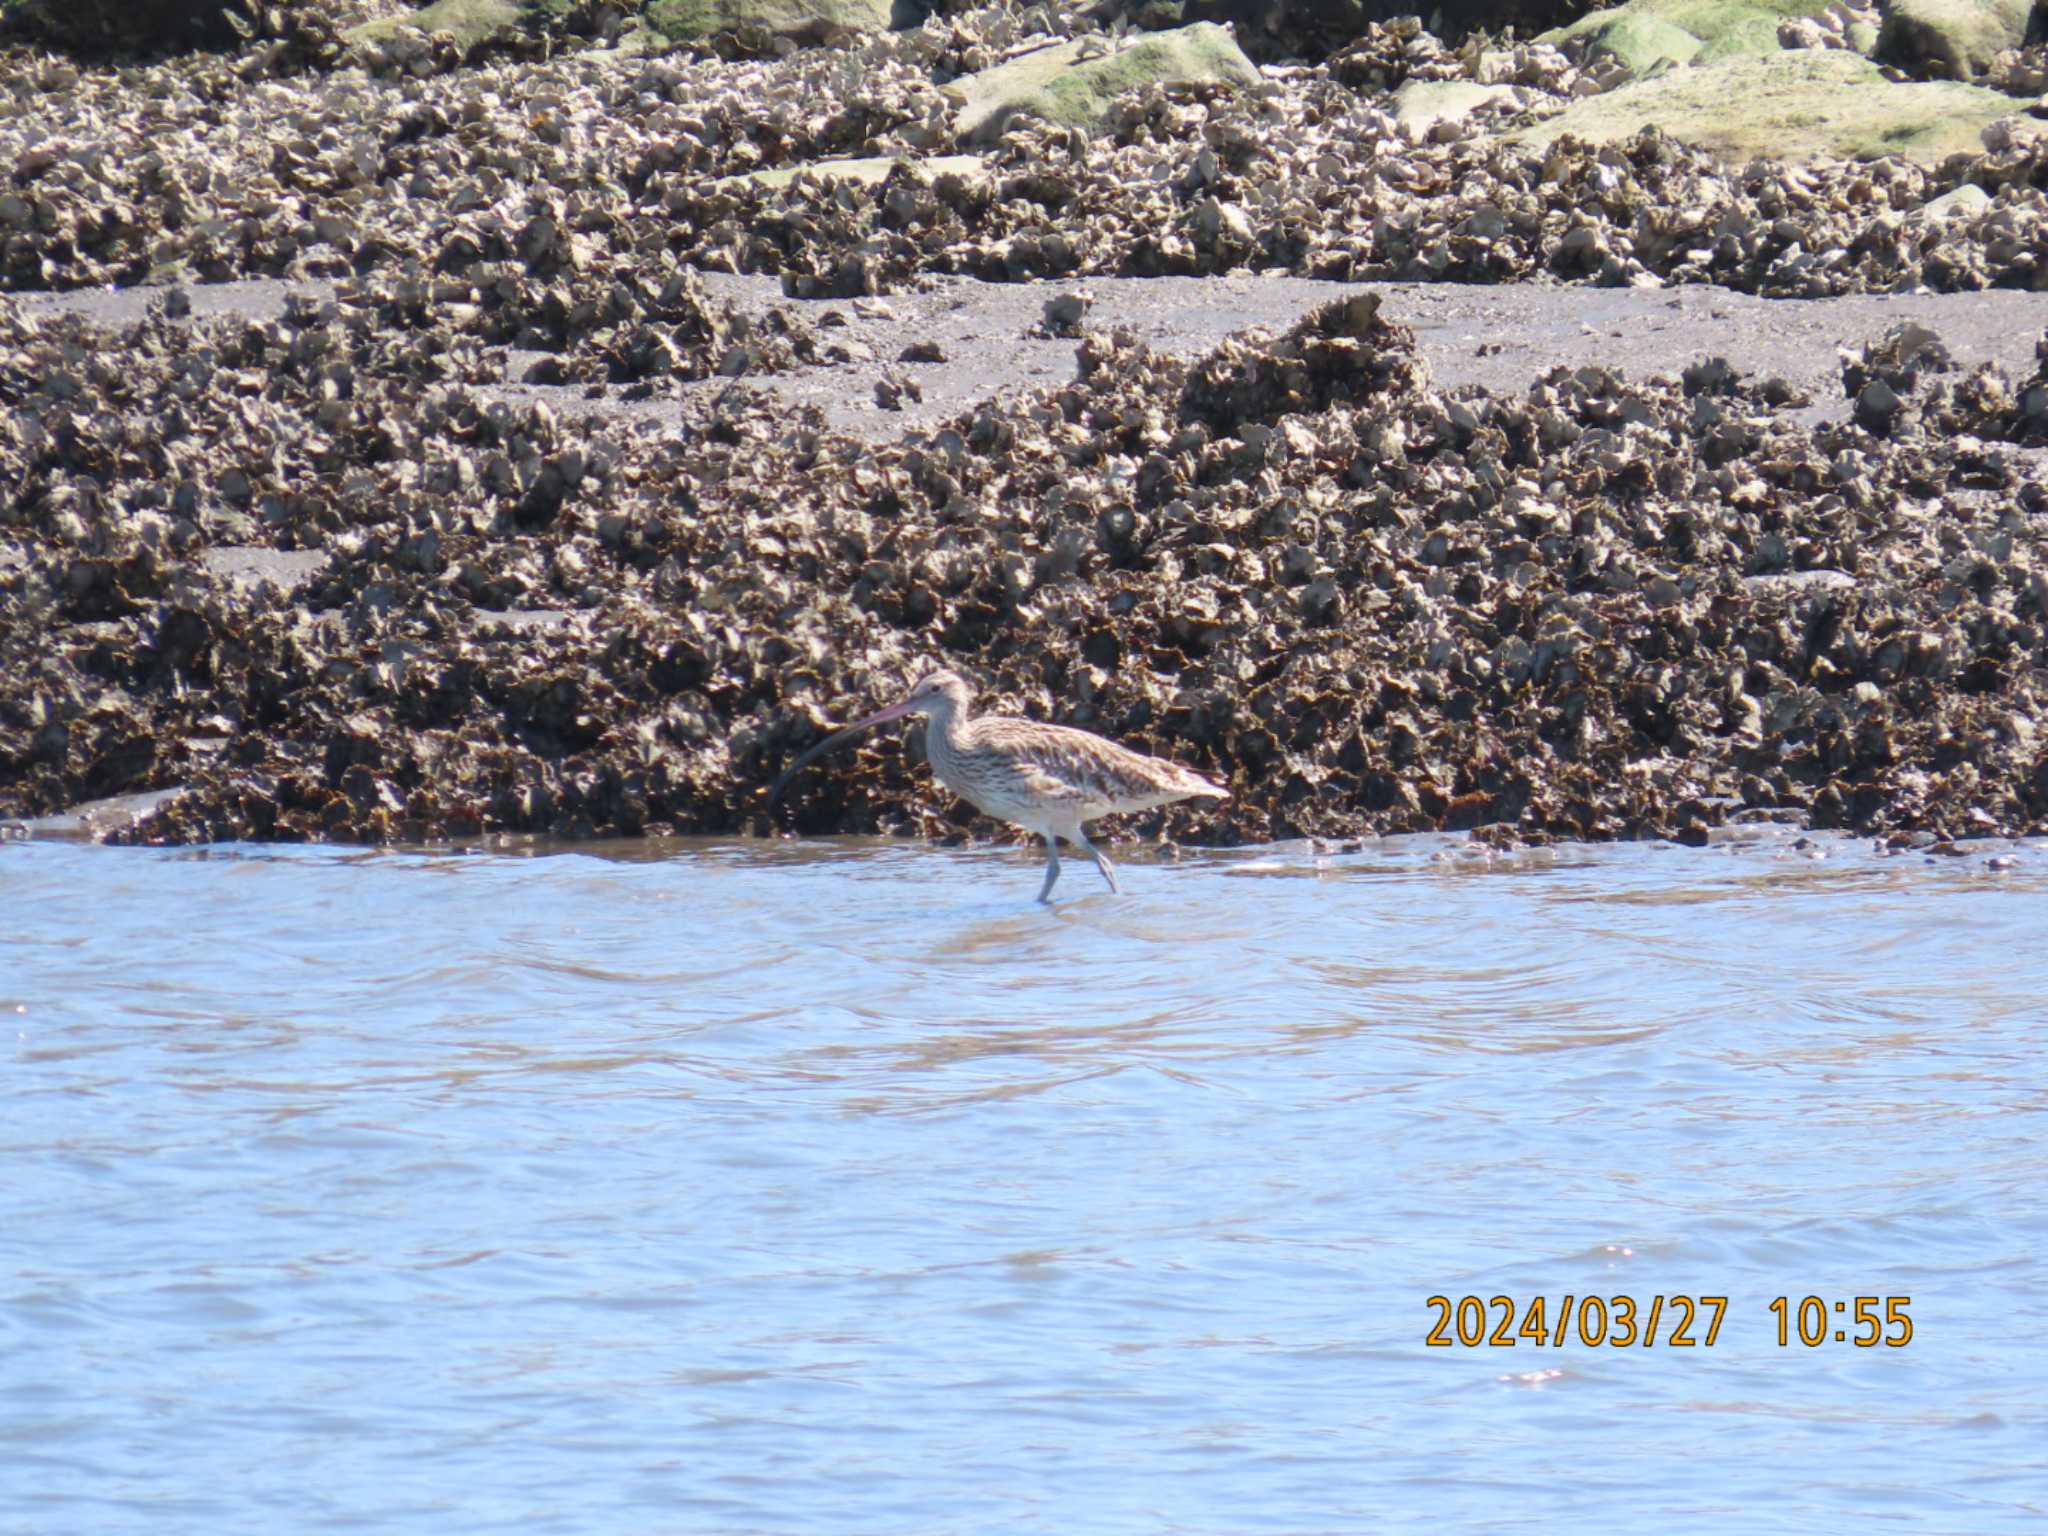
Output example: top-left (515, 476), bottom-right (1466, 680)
top-left (1424, 1294), bottom-right (1914, 1349)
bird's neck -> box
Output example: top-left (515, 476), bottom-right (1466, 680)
top-left (925, 698), bottom-right (968, 757)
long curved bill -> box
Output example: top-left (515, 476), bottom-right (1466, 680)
top-left (767, 697), bottom-right (916, 806)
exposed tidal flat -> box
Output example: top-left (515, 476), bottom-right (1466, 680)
top-left (3, 7), bottom-right (2048, 1520)
top-left (2, 0), bottom-right (2048, 854)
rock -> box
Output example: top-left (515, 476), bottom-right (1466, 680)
top-left (1512, 50), bottom-right (2023, 164)
top-left (946, 22), bottom-right (1262, 145)
top-left (348, 0), bottom-right (557, 56)
top-left (1542, 0), bottom-right (1835, 69)
top-left (1555, 10), bottom-right (1704, 72)
top-left (1042, 290), bottom-right (1094, 336)
top-left (1918, 183), bottom-right (1993, 219)
top-left (1876, 0), bottom-right (2035, 81)
top-left (1192, 196), bottom-right (1254, 249)
top-left (1093, 0), bottom-right (1593, 61)
top-left (5, 0), bottom-right (253, 52)
top-left (351, 0), bottom-right (888, 60)
top-left (642, 0), bottom-right (902, 46)
top-left (1854, 377), bottom-right (1903, 432)
top-left (1390, 79), bottom-right (1517, 131)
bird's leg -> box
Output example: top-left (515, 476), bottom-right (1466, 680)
top-left (1073, 827), bottom-right (1119, 894)
top-left (1037, 835), bottom-right (1062, 903)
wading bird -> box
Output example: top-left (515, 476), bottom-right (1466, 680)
top-left (770, 670), bottom-right (1228, 902)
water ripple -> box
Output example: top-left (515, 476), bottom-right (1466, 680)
top-left (2, 834), bottom-right (2045, 1535)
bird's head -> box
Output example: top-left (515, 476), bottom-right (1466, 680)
top-left (767, 669), bottom-right (972, 806)
top-left (879, 669), bottom-right (971, 722)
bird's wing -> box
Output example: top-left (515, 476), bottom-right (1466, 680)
top-left (976, 754), bottom-right (1093, 813)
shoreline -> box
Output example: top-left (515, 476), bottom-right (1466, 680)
top-left (9, 804), bottom-right (2042, 890)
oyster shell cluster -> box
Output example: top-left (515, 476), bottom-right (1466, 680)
top-left (3, 9), bottom-right (2047, 303)
top-left (3, 3), bottom-right (2048, 850)
top-left (1984, 43), bottom-right (2048, 100)
top-left (5, 280), bottom-right (2047, 849)
top-left (1777, 2), bottom-right (1879, 54)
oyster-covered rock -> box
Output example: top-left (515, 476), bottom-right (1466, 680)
top-left (4, 1), bottom-right (2048, 855)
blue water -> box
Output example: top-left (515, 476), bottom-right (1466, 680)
top-left (3, 832), bottom-right (2045, 1533)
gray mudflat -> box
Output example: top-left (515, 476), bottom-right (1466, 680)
top-left (713, 275), bottom-right (2048, 437)
top-left (15, 278), bottom-right (334, 329)
top-left (17, 273), bottom-right (2046, 442)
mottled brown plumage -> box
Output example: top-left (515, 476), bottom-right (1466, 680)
top-left (771, 670), bottom-right (1228, 901)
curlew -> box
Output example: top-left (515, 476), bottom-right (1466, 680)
top-left (770, 670), bottom-right (1228, 902)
